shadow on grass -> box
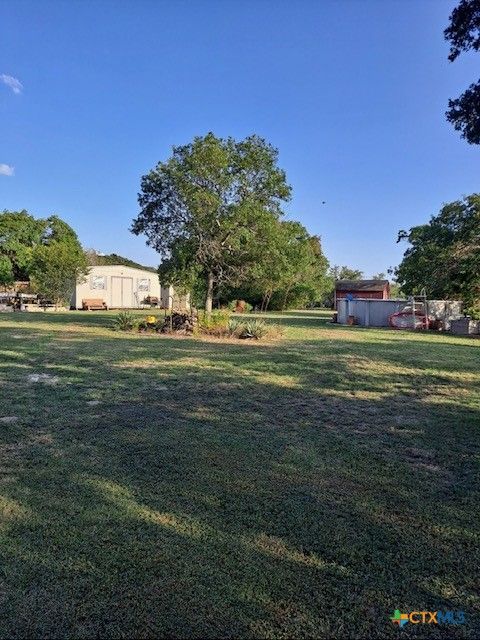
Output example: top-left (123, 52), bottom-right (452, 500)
top-left (0, 313), bottom-right (479, 637)
top-left (2, 310), bottom-right (149, 330)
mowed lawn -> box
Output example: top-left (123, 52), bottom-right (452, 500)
top-left (0, 310), bottom-right (479, 639)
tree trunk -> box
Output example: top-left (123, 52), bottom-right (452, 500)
top-left (205, 272), bottom-right (214, 313)
top-left (264, 290), bottom-right (272, 312)
top-left (281, 284), bottom-right (292, 311)
top-left (260, 294), bottom-right (266, 313)
top-left (261, 289), bottom-right (271, 312)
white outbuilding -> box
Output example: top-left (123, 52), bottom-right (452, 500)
top-left (71, 264), bottom-right (189, 310)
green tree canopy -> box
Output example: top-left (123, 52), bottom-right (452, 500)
top-left (0, 209), bottom-right (88, 303)
top-left (0, 210), bottom-right (45, 280)
top-left (30, 240), bottom-right (88, 308)
top-left (395, 194), bottom-right (480, 311)
top-left (132, 132), bottom-right (291, 311)
top-left (316, 266), bottom-right (365, 307)
top-left (445, 0), bottom-right (480, 144)
top-left (329, 265), bottom-right (364, 281)
top-left (218, 222), bottom-right (330, 311)
top-left (0, 256), bottom-right (14, 289)
top-left (268, 224), bottom-right (330, 310)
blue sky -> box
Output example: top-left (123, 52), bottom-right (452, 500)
top-left (1, 0), bottom-right (478, 275)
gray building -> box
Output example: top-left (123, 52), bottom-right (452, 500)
top-left (336, 298), bottom-right (463, 329)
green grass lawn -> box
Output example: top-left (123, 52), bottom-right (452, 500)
top-left (0, 309), bottom-right (479, 638)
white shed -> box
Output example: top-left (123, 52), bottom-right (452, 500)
top-left (71, 264), bottom-right (190, 310)
top-left (71, 264), bottom-right (161, 309)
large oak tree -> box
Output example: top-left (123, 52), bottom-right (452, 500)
top-left (131, 133), bottom-right (291, 311)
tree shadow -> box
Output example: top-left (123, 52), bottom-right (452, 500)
top-left (0, 314), bottom-right (479, 637)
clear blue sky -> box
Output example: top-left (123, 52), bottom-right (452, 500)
top-left (1, 0), bottom-right (478, 276)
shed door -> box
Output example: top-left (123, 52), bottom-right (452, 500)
top-left (122, 277), bottom-right (133, 307)
top-left (111, 277), bottom-right (122, 307)
top-left (111, 277), bottom-right (133, 308)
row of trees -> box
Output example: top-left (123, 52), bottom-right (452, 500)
top-left (0, 210), bottom-right (88, 306)
top-left (0, 202), bottom-right (370, 313)
top-left (132, 133), bottom-right (480, 315)
top-left (132, 133), bottom-right (412, 311)
top-left (218, 224), bottom-right (330, 311)
top-left (8, 142), bottom-right (475, 316)
top-left (132, 133), bottom-right (336, 311)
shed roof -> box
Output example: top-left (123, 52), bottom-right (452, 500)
top-left (87, 264), bottom-right (157, 275)
top-left (335, 279), bottom-right (389, 292)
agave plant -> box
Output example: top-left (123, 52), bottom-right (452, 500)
top-left (242, 319), bottom-right (269, 339)
top-left (227, 318), bottom-right (244, 336)
top-left (111, 310), bottom-right (139, 331)
top-left (229, 318), bottom-right (269, 339)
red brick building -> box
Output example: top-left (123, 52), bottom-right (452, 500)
top-left (334, 280), bottom-right (390, 307)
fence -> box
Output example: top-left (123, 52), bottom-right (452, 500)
top-left (336, 298), bottom-right (463, 329)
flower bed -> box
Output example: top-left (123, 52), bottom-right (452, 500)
top-left (111, 310), bottom-right (281, 340)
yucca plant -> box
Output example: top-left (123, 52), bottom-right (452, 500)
top-left (229, 318), bottom-right (269, 339)
top-left (227, 318), bottom-right (245, 336)
top-left (111, 310), bottom-right (138, 331)
top-left (242, 319), bottom-right (269, 339)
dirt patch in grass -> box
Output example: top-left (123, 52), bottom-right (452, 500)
top-left (27, 373), bottom-right (60, 385)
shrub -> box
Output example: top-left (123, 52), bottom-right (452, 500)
top-left (228, 318), bottom-right (271, 339)
top-left (111, 310), bottom-right (139, 331)
top-left (197, 310), bottom-right (231, 336)
top-left (227, 300), bottom-right (253, 313)
top-left (196, 312), bottom-right (282, 340)
top-left (466, 302), bottom-right (480, 320)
